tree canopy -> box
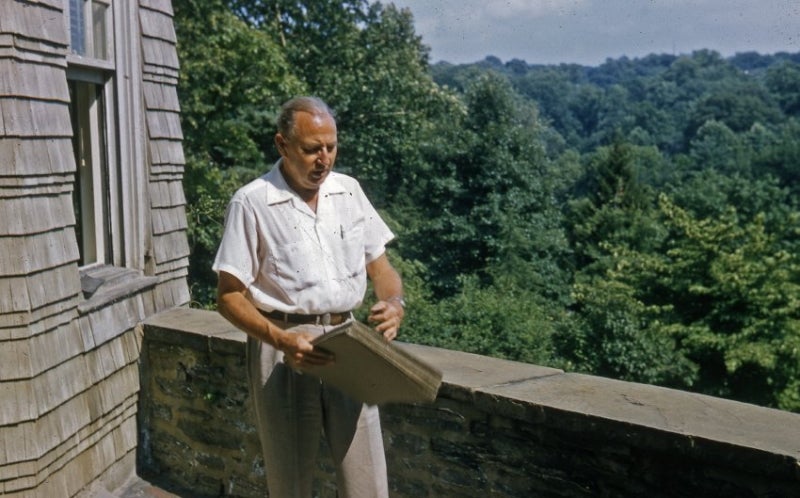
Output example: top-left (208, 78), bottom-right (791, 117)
top-left (174, 0), bottom-right (800, 412)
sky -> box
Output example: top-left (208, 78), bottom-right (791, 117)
top-left (389, 0), bottom-right (800, 66)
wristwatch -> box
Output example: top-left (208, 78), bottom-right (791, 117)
top-left (387, 296), bottom-right (406, 308)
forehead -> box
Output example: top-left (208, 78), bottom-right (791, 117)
top-left (292, 111), bottom-right (337, 140)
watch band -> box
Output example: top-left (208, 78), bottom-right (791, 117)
top-left (387, 295), bottom-right (406, 308)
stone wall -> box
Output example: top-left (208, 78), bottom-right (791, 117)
top-left (139, 308), bottom-right (800, 497)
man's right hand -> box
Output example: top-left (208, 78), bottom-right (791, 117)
top-left (277, 331), bottom-right (335, 369)
top-left (217, 271), bottom-right (334, 368)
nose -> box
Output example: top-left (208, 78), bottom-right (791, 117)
top-left (317, 148), bottom-right (330, 166)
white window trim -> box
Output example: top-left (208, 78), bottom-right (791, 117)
top-left (113, 0), bottom-right (147, 271)
top-left (65, 0), bottom-right (148, 271)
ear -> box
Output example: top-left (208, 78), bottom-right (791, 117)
top-left (275, 133), bottom-right (287, 154)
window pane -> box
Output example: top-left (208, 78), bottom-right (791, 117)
top-left (69, 0), bottom-right (86, 56)
top-left (91, 1), bottom-right (109, 60)
top-left (69, 80), bottom-right (110, 265)
top-left (68, 0), bottom-right (112, 61)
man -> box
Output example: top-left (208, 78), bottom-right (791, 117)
top-left (213, 96), bottom-right (404, 497)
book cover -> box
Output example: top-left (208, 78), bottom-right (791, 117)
top-left (299, 320), bottom-right (442, 405)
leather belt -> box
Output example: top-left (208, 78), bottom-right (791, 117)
top-left (261, 309), bottom-right (352, 326)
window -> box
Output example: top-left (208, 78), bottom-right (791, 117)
top-left (69, 79), bottom-right (113, 265)
top-left (66, 0), bottom-right (148, 274)
top-left (66, 0), bottom-right (118, 266)
top-left (69, 0), bottom-right (111, 60)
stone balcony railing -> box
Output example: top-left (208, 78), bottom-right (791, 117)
top-left (137, 307), bottom-right (800, 497)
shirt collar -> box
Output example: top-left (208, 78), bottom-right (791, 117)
top-left (263, 159), bottom-right (347, 206)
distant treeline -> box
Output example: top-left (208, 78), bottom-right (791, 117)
top-left (174, 0), bottom-right (800, 412)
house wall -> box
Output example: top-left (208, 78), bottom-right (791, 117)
top-left (0, 1), bottom-right (189, 496)
top-left (140, 308), bottom-right (800, 498)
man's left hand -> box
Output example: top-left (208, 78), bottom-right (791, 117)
top-left (368, 299), bottom-right (404, 341)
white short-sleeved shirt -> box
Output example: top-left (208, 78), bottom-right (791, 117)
top-left (212, 160), bottom-right (394, 314)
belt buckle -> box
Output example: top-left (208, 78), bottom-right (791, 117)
top-left (321, 312), bottom-right (332, 326)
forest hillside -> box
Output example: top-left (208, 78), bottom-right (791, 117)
top-left (175, 0), bottom-right (800, 412)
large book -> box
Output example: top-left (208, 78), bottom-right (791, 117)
top-left (299, 320), bottom-right (442, 405)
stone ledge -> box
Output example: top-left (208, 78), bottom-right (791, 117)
top-left (142, 307), bottom-right (800, 471)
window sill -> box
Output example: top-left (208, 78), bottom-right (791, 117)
top-left (78, 264), bottom-right (158, 314)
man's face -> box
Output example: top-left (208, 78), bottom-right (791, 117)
top-left (275, 111), bottom-right (338, 199)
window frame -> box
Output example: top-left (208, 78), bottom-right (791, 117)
top-left (65, 0), bottom-right (147, 271)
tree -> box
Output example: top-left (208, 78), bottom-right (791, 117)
top-left (174, 0), bottom-right (307, 306)
top-left (174, 0), bottom-right (304, 171)
top-left (400, 275), bottom-right (559, 365)
top-left (402, 72), bottom-right (571, 303)
top-left (687, 120), bottom-right (749, 175)
top-left (753, 118), bottom-right (800, 194)
top-left (602, 195), bottom-right (800, 410)
top-left (685, 90), bottom-right (782, 140)
top-left (560, 274), bottom-right (698, 385)
top-left (226, 0), bottom-right (461, 204)
top-left (765, 61), bottom-right (800, 116)
top-left (567, 135), bottom-right (655, 270)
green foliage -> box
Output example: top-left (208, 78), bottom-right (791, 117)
top-left (752, 118), bottom-right (800, 195)
top-left (228, 0), bottom-right (462, 204)
top-left (174, 1), bottom-right (800, 412)
top-left (650, 197), bottom-right (800, 410)
top-left (765, 61), bottom-right (800, 115)
top-left (592, 196), bottom-right (800, 410)
top-left (684, 89), bottom-right (783, 142)
top-left (567, 137), bottom-right (660, 273)
top-left (174, 0), bottom-right (307, 305)
top-left (400, 73), bottom-right (572, 301)
top-left (562, 276), bottom-right (698, 385)
top-left (400, 275), bottom-right (558, 365)
top-left (184, 161), bottom-right (245, 308)
top-left (174, 0), bottom-right (304, 170)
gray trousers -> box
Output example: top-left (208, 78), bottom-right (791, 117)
top-left (247, 322), bottom-right (389, 498)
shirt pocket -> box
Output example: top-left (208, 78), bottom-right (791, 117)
top-left (268, 238), bottom-right (321, 293)
top-left (339, 222), bottom-right (365, 279)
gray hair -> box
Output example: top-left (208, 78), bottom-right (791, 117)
top-left (277, 96), bottom-right (336, 139)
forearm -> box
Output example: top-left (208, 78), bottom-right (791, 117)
top-left (373, 267), bottom-right (403, 302)
top-left (367, 254), bottom-right (404, 302)
top-left (217, 286), bottom-right (287, 350)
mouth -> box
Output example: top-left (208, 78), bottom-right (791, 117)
top-left (309, 168), bottom-right (328, 183)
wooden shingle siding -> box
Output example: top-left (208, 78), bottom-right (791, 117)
top-left (1, 328), bottom-right (144, 491)
top-left (152, 205), bottom-right (188, 234)
top-left (149, 179), bottom-right (186, 208)
top-left (0, 0), bottom-right (81, 358)
top-left (0, 334), bottom-right (33, 380)
top-left (140, 0), bottom-right (189, 290)
top-left (0, 271), bottom-right (81, 337)
top-left (149, 138), bottom-right (185, 167)
top-left (152, 231), bottom-right (190, 267)
top-left (1, 372), bottom-right (138, 493)
top-left (0, 262), bottom-right (81, 318)
top-left (143, 81), bottom-right (180, 112)
top-left (0, 137), bottom-right (75, 177)
top-left (0, 61), bottom-right (69, 102)
top-left (1, 0), bottom-right (190, 494)
top-left (0, 229), bottom-right (79, 275)
top-left (0, 319), bottom-right (86, 382)
top-left (1, 99), bottom-right (72, 136)
top-left (140, 7), bottom-right (177, 44)
top-left (139, 0), bottom-right (174, 15)
top-left (0, 234), bottom-right (43, 276)
top-left (0, 194), bottom-right (75, 235)
top-left (1, 99), bottom-right (71, 136)
top-left (0, 0), bottom-right (68, 46)
top-left (145, 109), bottom-right (183, 140)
